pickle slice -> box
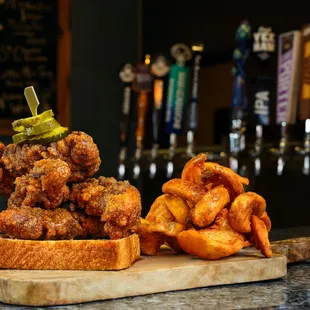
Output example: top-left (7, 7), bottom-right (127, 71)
top-left (12, 110), bottom-right (54, 132)
top-left (28, 126), bottom-right (68, 145)
top-left (12, 132), bottom-right (28, 144)
top-left (24, 117), bottom-right (60, 136)
top-left (12, 126), bottom-right (68, 145)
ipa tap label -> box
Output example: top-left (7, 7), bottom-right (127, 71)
top-left (254, 89), bottom-right (270, 125)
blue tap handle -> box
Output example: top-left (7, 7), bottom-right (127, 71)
top-left (231, 21), bottom-right (252, 114)
top-left (165, 64), bottom-right (190, 134)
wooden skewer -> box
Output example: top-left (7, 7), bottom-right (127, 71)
top-left (24, 86), bottom-right (40, 116)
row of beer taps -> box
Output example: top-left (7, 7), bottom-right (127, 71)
top-left (117, 20), bottom-right (310, 180)
top-left (229, 21), bottom-right (310, 176)
top-left (117, 42), bottom-right (204, 180)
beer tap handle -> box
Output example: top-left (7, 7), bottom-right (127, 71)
top-left (118, 63), bottom-right (135, 180)
top-left (165, 43), bottom-right (192, 179)
top-left (186, 43), bottom-right (204, 158)
top-left (132, 55), bottom-right (153, 179)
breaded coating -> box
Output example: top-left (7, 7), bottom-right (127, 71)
top-left (70, 177), bottom-right (141, 239)
top-left (0, 206), bottom-right (106, 240)
top-left (45, 131), bottom-right (101, 182)
top-left (1, 131), bottom-right (101, 183)
top-left (8, 159), bottom-right (71, 210)
top-left (0, 142), bottom-right (15, 196)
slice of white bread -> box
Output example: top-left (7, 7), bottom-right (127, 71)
top-left (0, 234), bottom-right (140, 270)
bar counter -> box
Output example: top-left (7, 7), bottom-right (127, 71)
top-left (0, 226), bottom-right (308, 309)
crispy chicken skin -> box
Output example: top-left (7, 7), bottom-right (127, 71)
top-left (45, 131), bottom-right (101, 182)
top-left (0, 206), bottom-right (106, 240)
top-left (0, 142), bottom-right (5, 157)
top-left (0, 168), bottom-right (16, 196)
top-left (69, 177), bottom-right (117, 213)
top-left (70, 177), bottom-right (142, 239)
top-left (1, 131), bottom-right (101, 183)
top-left (0, 142), bottom-right (15, 196)
top-left (8, 159), bottom-right (71, 210)
top-left (1, 143), bottom-right (45, 178)
top-left (0, 133), bottom-right (141, 242)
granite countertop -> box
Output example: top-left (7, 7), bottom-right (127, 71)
top-left (0, 226), bottom-right (309, 310)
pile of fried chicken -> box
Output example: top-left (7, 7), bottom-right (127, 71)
top-left (140, 153), bottom-right (272, 260)
top-left (0, 131), bottom-right (141, 241)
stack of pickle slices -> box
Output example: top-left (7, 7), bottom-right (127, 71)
top-left (12, 110), bottom-right (68, 145)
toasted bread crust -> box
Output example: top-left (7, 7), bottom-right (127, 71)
top-left (0, 234), bottom-right (140, 270)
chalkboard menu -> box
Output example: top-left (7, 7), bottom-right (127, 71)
top-left (0, 0), bottom-right (70, 135)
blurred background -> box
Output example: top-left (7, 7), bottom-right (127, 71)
top-left (0, 0), bottom-right (310, 228)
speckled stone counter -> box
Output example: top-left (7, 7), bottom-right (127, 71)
top-left (0, 226), bottom-right (309, 310)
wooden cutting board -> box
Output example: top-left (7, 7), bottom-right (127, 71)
top-left (0, 248), bottom-right (286, 307)
top-left (271, 237), bottom-right (310, 263)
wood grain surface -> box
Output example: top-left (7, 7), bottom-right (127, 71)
top-left (271, 237), bottom-right (310, 263)
top-left (0, 248), bottom-right (286, 306)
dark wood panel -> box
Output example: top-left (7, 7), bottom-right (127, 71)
top-left (0, 0), bottom-right (71, 135)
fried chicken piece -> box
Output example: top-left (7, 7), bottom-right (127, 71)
top-left (0, 207), bottom-right (78, 240)
top-left (0, 142), bottom-right (15, 196)
top-left (71, 210), bottom-right (106, 238)
top-left (162, 179), bottom-right (206, 204)
top-left (0, 142), bottom-right (5, 157)
top-left (1, 131), bottom-right (101, 183)
top-left (0, 206), bottom-right (106, 240)
top-left (192, 187), bottom-right (230, 228)
top-left (1, 143), bottom-right (46, 178)
top-left (229, 192), bottom-right (266, 233)
top-left (177, 209), bottom-right (245, 260)
top-left (44, 131), bottom-right (101, 182)
top-left (70, 177), bottom-right (141, 239)
top-left (0, 143), bottom-right (20, 195)
top-left (69, 176), bottom-right (117, 213)
top-left (0, 165), bottom-right (15, 196)
top-left (8, 159), bottom-right (71, 210)
top-left (70, 178), bottom-right (105, 212)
